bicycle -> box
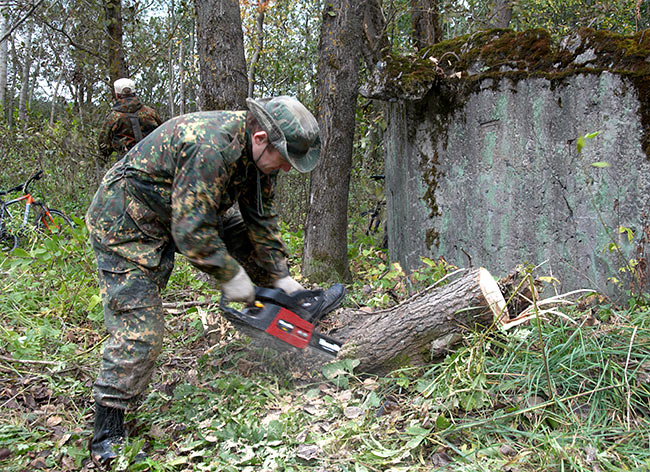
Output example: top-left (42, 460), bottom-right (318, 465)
top-left (0, 170), bottom-right (74, 252)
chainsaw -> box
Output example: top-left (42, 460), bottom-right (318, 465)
top-left (219, 285), bottom-right (345, 358)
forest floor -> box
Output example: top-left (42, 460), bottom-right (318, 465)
top-left (1, 225), bottom-right (650, 472)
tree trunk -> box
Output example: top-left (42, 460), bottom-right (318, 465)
top-left (29, 42), bottom-right (43, 108)
top-left (303, 0), bottom-right (366, 283)
top-left (7, 38), bottom-right (15, 128)
top-left (330, 267), bottom-right (507, 373)
top-left (491, 0), bottom-right (513, 28)
top-left (0, 11), bottom-right (8, 118)
top-left (410, 0), bottom-right (442, 49)
top-left (191, 19), bottom-right (200, 111)
top-left (194, 0), bottom-right (248, 110)
top-left (104, 0), bottom-right (128, 83)
top-left (178, 41), bottom-right (185, 115)
top-left (247, 2), bottom-right (265, 98)
top-left (18, 21), bottom-right (33, 123)
top-left (362, 0), bottom-right (390, 69)
top-left (168, 42), bottom-right (175, 117)
top-left (50, 68), bottom-right (64, 125)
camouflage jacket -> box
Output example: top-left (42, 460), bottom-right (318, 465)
top-left (86, 111), bottom-right (290, 284)
top-left (98, 96), bottom-right (163, 159)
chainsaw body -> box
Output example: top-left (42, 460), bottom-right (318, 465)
top-left (220, 287), bottom-right (343, 357)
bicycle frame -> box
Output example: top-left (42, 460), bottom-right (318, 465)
top-left (2, 194), bottom-right (62, 233)
top-left (0, 170), bottom-right (63, 234)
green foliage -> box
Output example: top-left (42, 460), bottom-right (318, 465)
top-left (511, 0), bottom-right (649, 37)
top-left (322, 358), bottom-right (360, 388)
top-left (346, 240), bottom-right (457, 308)
top-left (417, 337), bottom-right (490, 412)
top-left (0, 117), bottom-right (99, 216)
top-left (435, 0), bottom-right (648, 41)
top-left (576, 130), bottom-right (648, 298)
top-left (0, 220), bottom-right (102, 357)
top-left (241, 0), bottom-right (320, 101)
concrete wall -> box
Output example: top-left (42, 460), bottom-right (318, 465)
top-left (383, 71), bottom-right (650, 297)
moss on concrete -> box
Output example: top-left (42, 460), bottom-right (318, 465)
top-left (368, 28), bottom-right (650, 250)
top-left (374, 27), bottom-right (650, 157)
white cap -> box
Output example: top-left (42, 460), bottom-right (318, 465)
top-left (114, 78), bottom-right (135, 95)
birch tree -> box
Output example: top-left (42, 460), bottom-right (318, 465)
top-left (18, 20), bottom-right (33, 123)
top-left (0, 11), bottom-right (8, 118)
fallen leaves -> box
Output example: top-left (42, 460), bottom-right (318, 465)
top-left (343, 406), bottom-right (364, 419)
top-left (296, 443), bottom-right (320, 461)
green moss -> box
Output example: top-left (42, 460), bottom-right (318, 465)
top-left (371, 28), bottom-right (650, 252)
top-left (382, 27), bottom-right (650, 84)
top-left (378, 28), bottom-right (650, 156)
top-left (384, 351), bottom-right (412, 370)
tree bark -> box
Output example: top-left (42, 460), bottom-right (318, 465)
top-left (29, 42), bottom-right (43, 108)
top-left (178, 41), bottom-right (185, 115)
top-left (103, 0), bottom-right (128, 83)
top-left (18, 20), bottom-right (33, 123)
top-left (410, 0), bottom-right (442, 50)
top-left (303, 0), bottom-right (366, 283)
top-left (7, 37), bottom-right (16, 128)
top-left (194, 0), bottom-right (248, 110)
top-left (247, 2), bottom-right (265, 99)
top-left (491, 0), bottom-right (513, 28)
top-left (0, 11), bottom-right (8, 118)
top-left (330, 267), bottom-right (507, 373)
top-left (168, 42), bottom-right (174, 117)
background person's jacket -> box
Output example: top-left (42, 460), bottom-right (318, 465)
top-left (98, 95), bottom-right (163, 160)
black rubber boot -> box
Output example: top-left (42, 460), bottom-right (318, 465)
top-left (89, 403), bottom-right (125, 469)
top-left (295, 283), bottom-right (347, 323)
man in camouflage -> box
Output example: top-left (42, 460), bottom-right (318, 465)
top-left (87, 96), bottom-right (327, 467)
top-left (97, 78), bottom-right (163, 162)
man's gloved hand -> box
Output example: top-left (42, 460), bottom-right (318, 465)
top-left (273, 276), bottom-right (304, 295)
top-left (221, 267), bottom-right (255, 303)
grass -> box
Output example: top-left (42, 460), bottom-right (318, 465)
top-left (1, 225), bottom-right (649, 471)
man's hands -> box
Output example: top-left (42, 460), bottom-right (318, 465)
top-left (221, 267), bottom-right (255, 303)
top-left (222, 271), bottom-right (304, 303)
top-left (273, 276), bottom-right (304, 295)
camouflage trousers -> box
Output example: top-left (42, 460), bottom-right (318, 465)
top-left (92, 207), bottom-right (274, 410)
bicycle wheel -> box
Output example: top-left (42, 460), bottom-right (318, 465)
top-left (0, 230), bottom-right (18, 252)
top-left (34, 209), bottom-right (74, 236)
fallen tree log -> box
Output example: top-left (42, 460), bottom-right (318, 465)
top-left (327, 267), bottom-right (508, 374)
top-left (214, 267), bottom-right (511, 374)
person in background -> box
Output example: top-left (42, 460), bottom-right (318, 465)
top-left (86, 95), bottom-right (344, 468)
top-left (97, 78), bottom-right (163, 162)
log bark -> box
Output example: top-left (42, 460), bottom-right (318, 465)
top-left (328, 267), bottom-right (507, 373)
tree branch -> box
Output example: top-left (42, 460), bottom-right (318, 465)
top-left (0, 0), bottom-right (46, 44)
top-left (38, 16), bottom-right (105, 61)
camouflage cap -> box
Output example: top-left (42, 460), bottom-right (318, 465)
top-left (246, 96), bottom-right (320, 173)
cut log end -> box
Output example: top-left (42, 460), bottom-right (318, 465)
top-left (478, 267), bottom-right (509, 322)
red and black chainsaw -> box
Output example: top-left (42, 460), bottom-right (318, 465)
top-left (219, 285), bottom-right (346, 358)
